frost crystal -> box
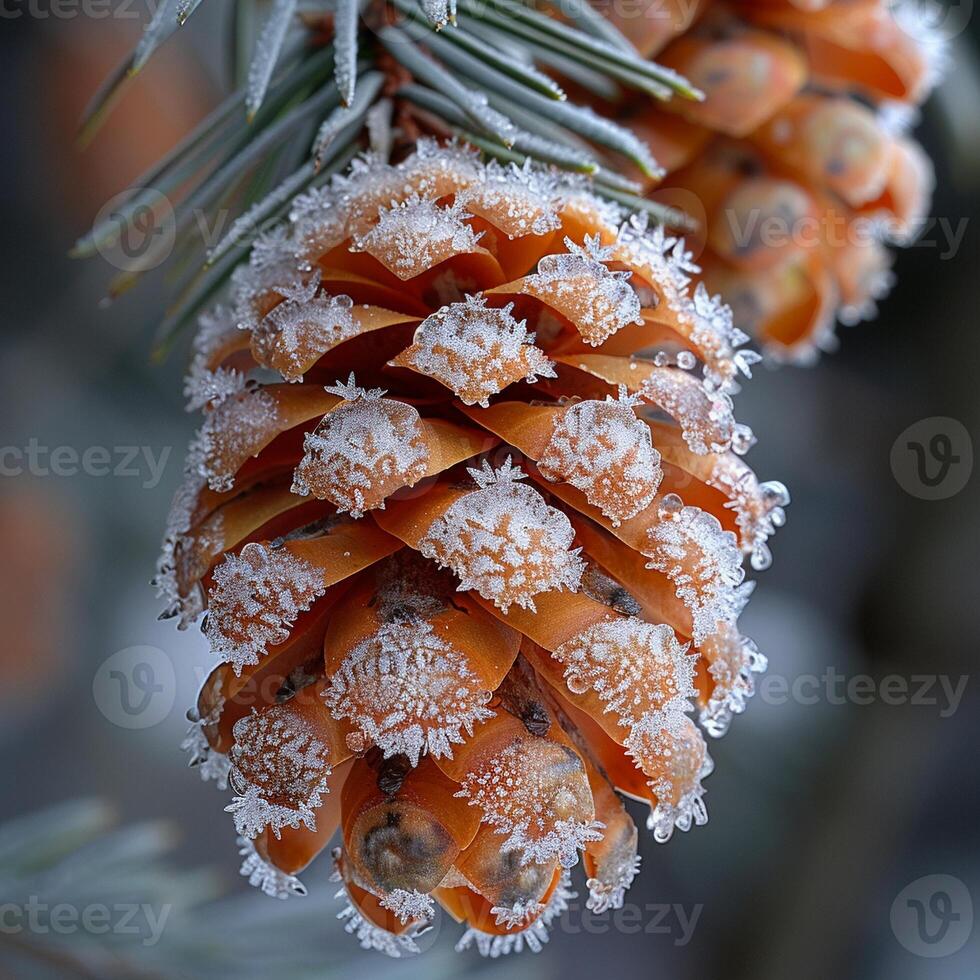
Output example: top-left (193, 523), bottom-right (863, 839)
top-left (182, 711), bottom-right (231, 790)
top-left (455, 871), bottom-right (575, 957)
top-left (335, 892), bottom-right (423, 958)
top-left (645, 498), bottom-right (748, 644)
top-left (205, 543), bottom-right (326, 674)
top-left (709, 458), bottom-right (790, 571)
top-left (639, 370), bottom-right (736, 456)
top-left (586, 853), bottom-right (641, 915)
top-left (539, 389), bottom-right (662, 525)
top-left (627, 709), bottom-right (712, 844)
top-left (553, 617), bottom-right (694, 726)
top-left (289, 184), bottom-right (348, 262)
top-left (323, 620), bottom-right (494, 766)
top-left (699, 624), bottom-right (768, 738)
top-left (190, 387), bottom-right (280, 492)
top-left (525, 235), bottom-right (642, 346)
top-left (455, 741), bottom-right (604, 868)
top-left (252, 293), bottom-right (359, 381)
top-left (379, 889), bottom-right (436, 924)
top-left (491, 899), bottom-right (545, 929)
top-left (238, 836), bottom-right (307, 899)
top-left (419, 458), bottom-right (584, 612)
top-left (353, 197), bottom-right (482, 279)
top-left (184, 305), bottom-right (246, 412)
top-left (227, 709), bottom-right (332, 838)
top-left (403, 295), bottom-right (555, 407)
top-left (460, 160), bottom-right (563, 239)
top-left (291, 376), bottom-right (430, 517)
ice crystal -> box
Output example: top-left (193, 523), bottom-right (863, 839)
top-left (626, 709), bottom-right (712, 844)
top-left (709, 458), bottom-right (790, 571)
top-left (419, 458), bottom-right (584, 612)
top-left (190, 387), bottom-right (280, 492)
top-left (403, 294), bottom-right (555, 407)
top-left (323, 620), bottom-right (495, 766)
top-left (525, 235), bottom-right (642, 346)
top-left (420, 0), bottom-right (456, 27)
top-left (205, 543), bottom-right (326, 674)
top-left (238, 836), bottom-right (307, 899)
top-left (252, 293), bottom-right (359, 382)
top-left (291, 376), bottom-right (429, 517)
top-left (455, 871), bottom-right (575, 957)
top-left (639, 370), bottom-right (736, 456)
top-left (698, 624), bottom-right (768, 738)
top-left (352, 197), bottom-right (482, 279)
top-left (460, 160), bottom-right (563, 239)
top-left (378, 889), bottom-right (436, 924)
top-left (245, 0), bottom-right (298, 120)
top-left (184, 305), bottom-right (246, 412)
top-left (289, 184), bottom-right (348, 262)
top-left (334, 889), bottom-right (423, 958)
top-left (227, 709), bottom-right (332, 838)
top-left (553, 617), bottom-right (694, 727)
top-left (645, 498), bottom-right (747, 644)
top-left (539, 388), bottom-right (662, 525)
top-left (182, 711), bottom-right (231, 790)
top-left (455, 741), bottom-right (604, 868)
top-left (491, 899), bottom-right (545, 929)
top-left (586, 853), bottom-right (641, 915)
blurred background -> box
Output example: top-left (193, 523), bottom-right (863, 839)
top-left (0, 3), bottom-right (977, 978)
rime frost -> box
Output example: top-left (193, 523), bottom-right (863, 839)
top-left (227, 709), bottom-right (332, 838)
top-left (455, 871), bottom-right (575, 957)
top-left (645, 497), bottom-right (749, 644)
top-left (182, 712), bottom-right (231, 790)
top-left (539, 389), bottom-right (662, 525)
top-left (698, 624), bottom-right (768, 738)
top-left (553, 617), bottom-right (694, 726)
top-left (238, 836), bottom-right (308, 899)
top-left (525, 236), bottom-right (642, 346)
top-left (460, 160), bottom-right (563, 239)
top-left (252, 293), bottom-right (360, 381)
top-left (403, 295), bottom-right (555, 407)
top-left (353, 197), bottom-right (482, 279)
top-left (627, 709), bottom-right (712, 844)
top-left (291, 377), bottom-right (429, 516)
top-left (323, 620), bottom-right (494, 766)
top-left (586, 853), bottom-right (641, 915)
top-left (379, 889), bottom-right (436, 924)
top-left (184, 305), bottom-right (246, 412)
top-left (455, 740), bottom-right (603, 868)
top-left (638, 370), bottom-right (738, 457)
top-left (205, 543), bottom-right (326, 674)
top-left (419, 459), bottom-right (584, 612)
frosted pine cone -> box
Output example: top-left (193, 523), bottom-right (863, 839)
top-left (606, 0), bottom-right (946, 361)
top-left (166, 144), bottom-right (788, 956)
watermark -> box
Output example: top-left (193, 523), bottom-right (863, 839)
top-left (724, 208), bottom-right (969, 261)
top-left (557, 900), bottom-right (702, 943)
top-left (758, 669), bottom-right (968, 718)
top-left (891, 875), bottom-right (973, 958)
top-left (0, 898), bottom-right (171, 947)
top-left (889, 0), bottom-right (975, 43)
top-left (93, 646), bottom-right (176, 729)
top-left (891, 417), bottom-right (973, 501)
top-left (0, 440), bottom-right (171, 489)
top-left (0, 0), bottom-right (163, 19)
top-left (93, 188), bottom-right (176, 273)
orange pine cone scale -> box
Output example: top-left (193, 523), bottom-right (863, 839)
top-left (169, 142), bottom-right (789, 956)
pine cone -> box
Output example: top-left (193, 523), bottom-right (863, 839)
top-left (605, 0), bottom-right (945, 361)
top-left (170, 144), bottom-right (788, 956)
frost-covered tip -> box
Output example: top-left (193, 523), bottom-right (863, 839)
top-left (553, 616), bottom-right (695, 727)
top-left (292, 375), bottom-right (430, 517)
top-left (205, 543), bottom-right (327, 674)
top-left (379, 889), bottom-right (436, 924)
top-left (586, 853), bottom-right (641, 915)
top-left (182, 712), bottom-right (231, 790)
top-left (455, 871), bottom-right (576, 957)
top-left (238, 836), bottom-right (308, 899)
top-left (323, 620), bottom-right (495, 766)
top-left (699, 624), bottom-right (768, 738)
top-left (459, 159), bottom-right (564, 239)
top-left (645, 495), bottom-right (749, 645)
top-left (527, 235), bottom-right (643, 347)
top-left (401, 294), bottom-right (555, 407)
top-left (184, 305), bottom-right (246, 412)
top-left (419, 458), bottom-right (584, 612)
top-left (539, 387), bottom-right (662, 526)
top-left (352, 196), bottom-right (482, 280)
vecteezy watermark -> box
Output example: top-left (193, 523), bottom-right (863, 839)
top-left (557, 900), bottom-right (702, 944)
top-left (93, 646), bottom-right (176, 729)
top-left (0, 898), bottom-right (172, 947)
top-left (758, 669), bottom-right (969, 718)
top-left (891, 875), bottom-right (973, 958)
top-left (0, 440), bottom-right (171, 489)
top-left (891, 417), bottom-right (973, 501)
top-left (93, 188), bottom-right (176, 273)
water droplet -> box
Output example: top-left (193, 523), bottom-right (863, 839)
top-left (676, 350), bottom-right (696, 370)
top-left (657, 493), bottom-right (684, 520)
top-left (565, 673), bottom-right (590, 695)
